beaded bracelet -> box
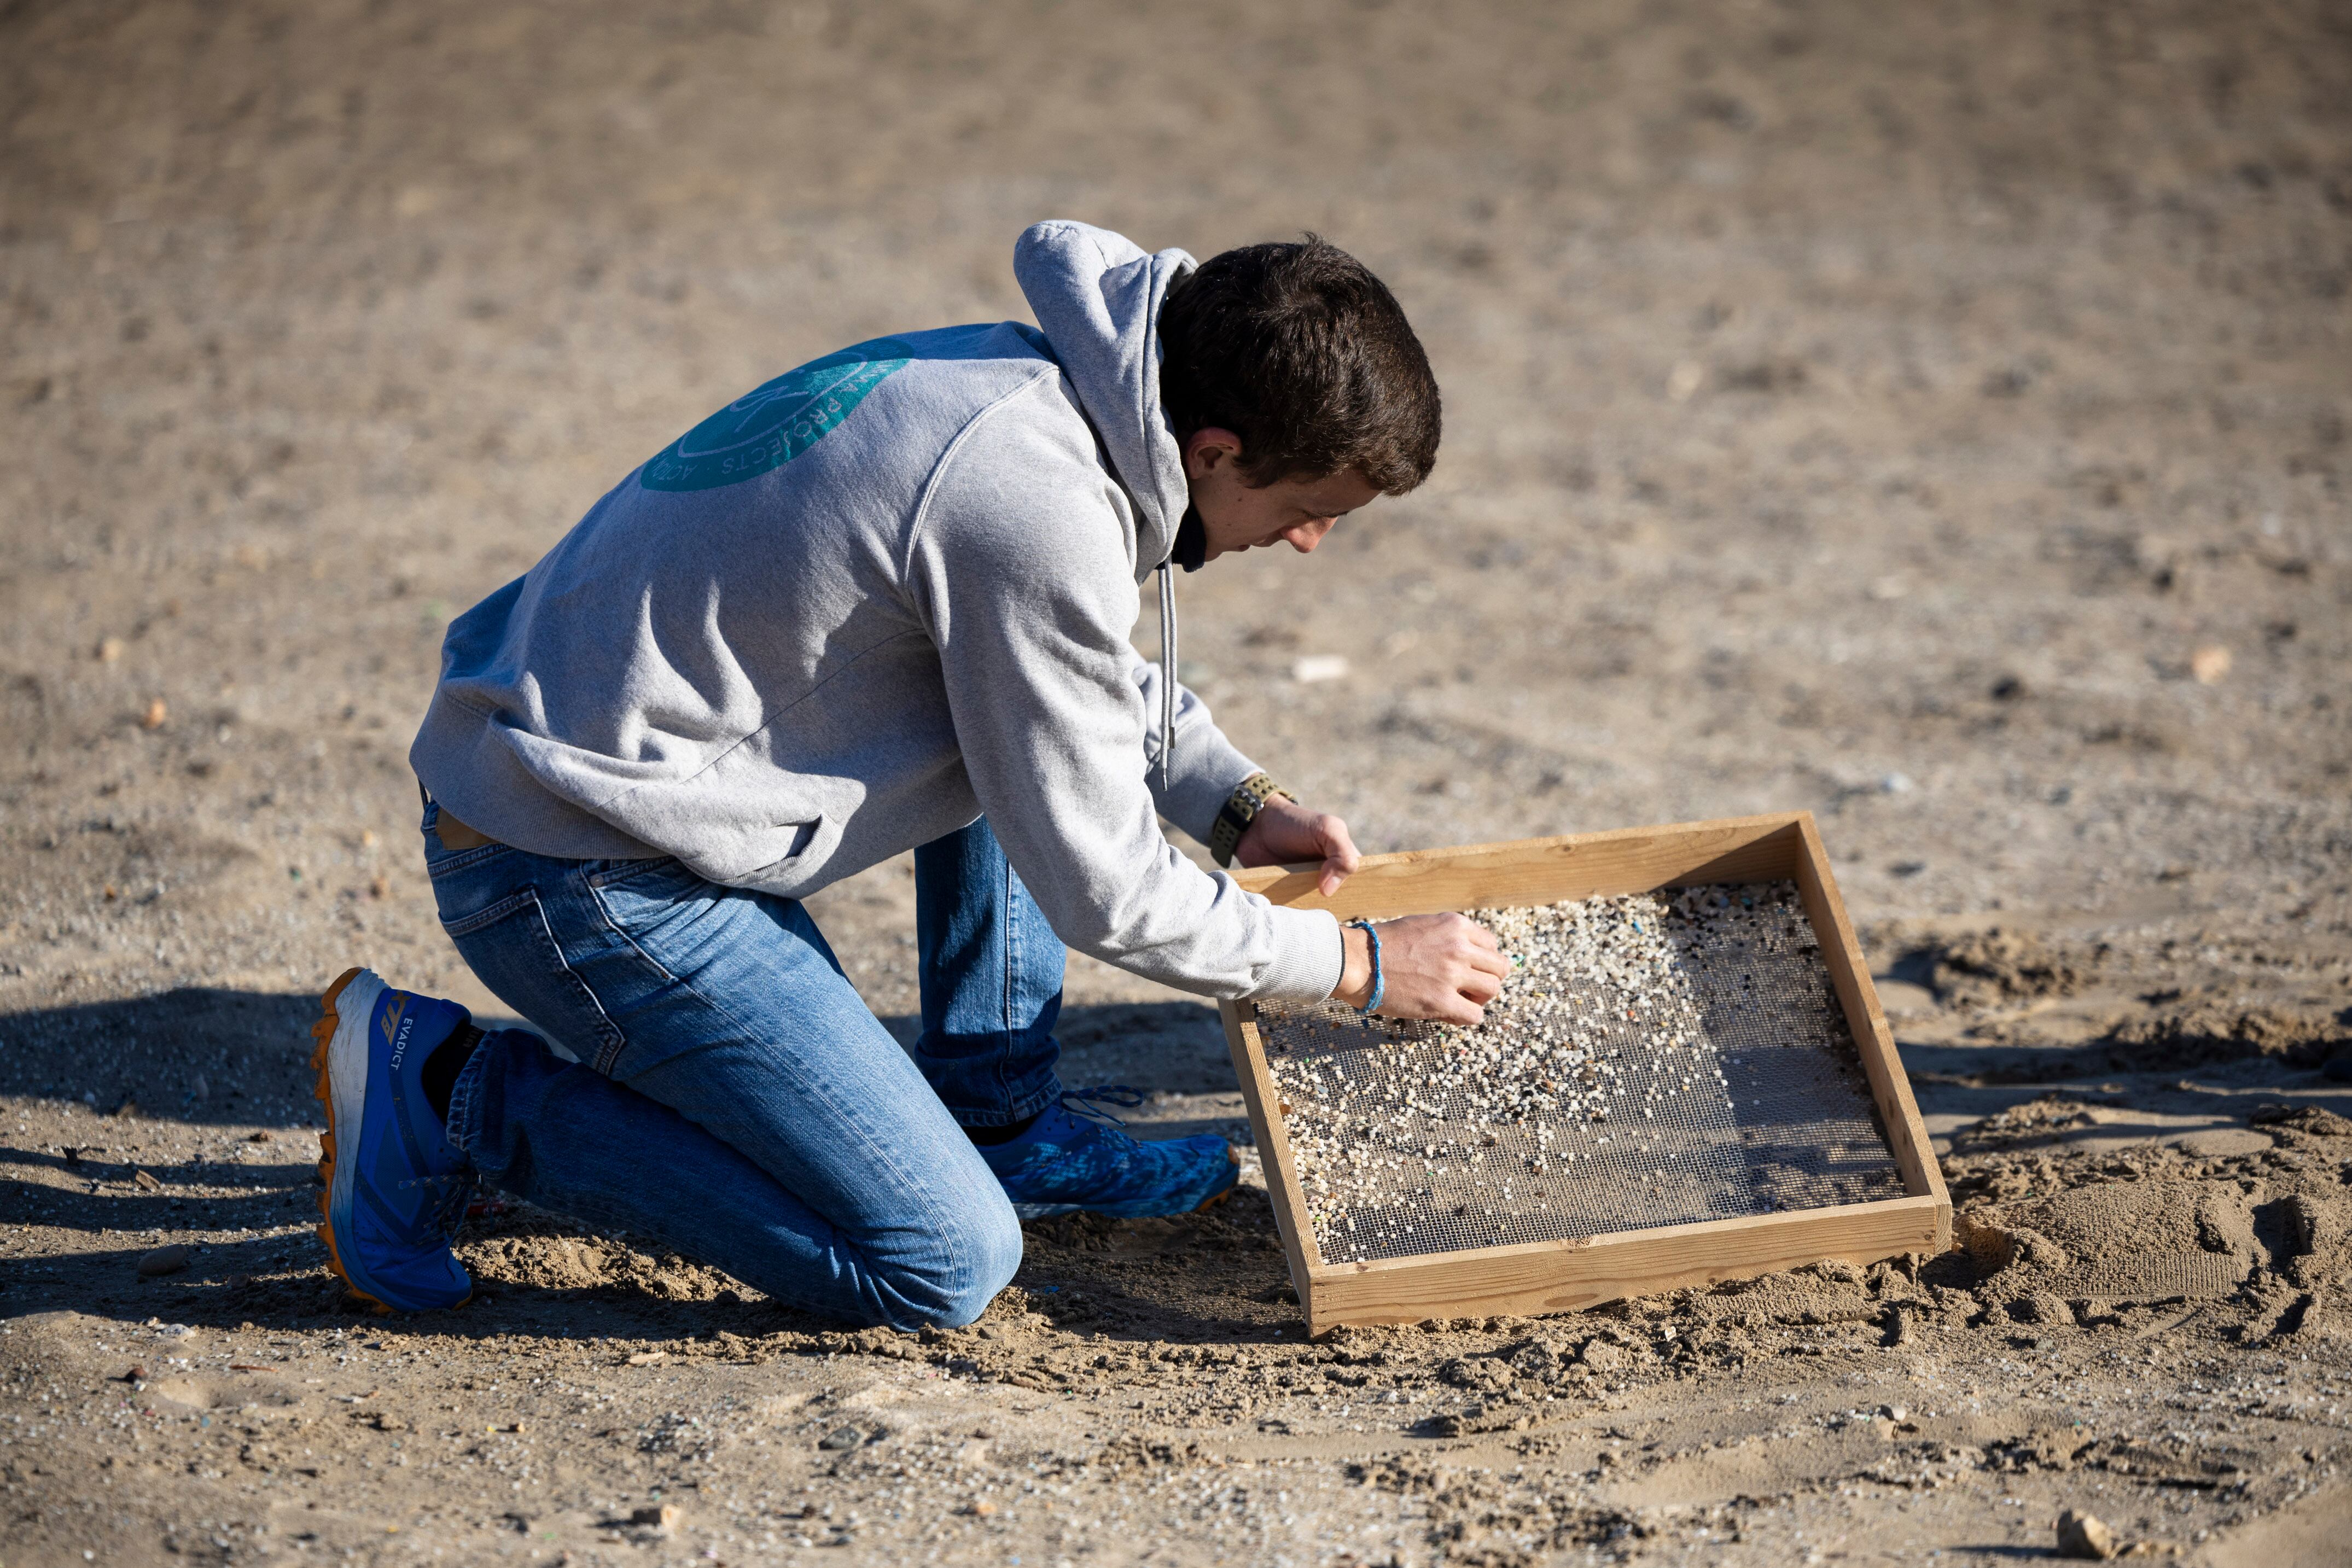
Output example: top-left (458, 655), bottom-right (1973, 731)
top-left (1347, 918), bottom-right (1385, 1015)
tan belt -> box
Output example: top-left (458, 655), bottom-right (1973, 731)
top-left (432, 806), bottom-right (499, 852)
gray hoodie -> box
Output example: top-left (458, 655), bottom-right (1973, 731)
top-left (410, 220), bottom-right (1345, 1004)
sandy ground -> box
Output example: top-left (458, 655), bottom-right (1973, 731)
top-left (4, 1), bottom-right (2351, 1564)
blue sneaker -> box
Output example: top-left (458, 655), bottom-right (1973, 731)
top-left (310, 967), bottom-right (476, 1313)
top-left (977, 1088), bottom-right (1239, 1220)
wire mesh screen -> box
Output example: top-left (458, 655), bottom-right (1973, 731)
top-left (1255, 882), bottom-right (1907, 1265)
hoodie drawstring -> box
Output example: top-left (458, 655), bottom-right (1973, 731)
top-left (1156, 561), bottom-right (1178, 795)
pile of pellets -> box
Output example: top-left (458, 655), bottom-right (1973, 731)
top-left (1255, 881), bottom-right (1907, 1264)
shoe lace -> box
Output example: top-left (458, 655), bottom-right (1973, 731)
top-left (398, 1170), bottom-right (477, 1238)
top-left (1058, 1084), bottom-right (1147, 1128)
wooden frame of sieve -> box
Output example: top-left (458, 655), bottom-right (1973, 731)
top-left (1218, 811), bottom-right (1951, 1336)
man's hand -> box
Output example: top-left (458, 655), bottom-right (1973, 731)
top-left (1335, 914), bottom-right (1507, 1025)
top-left (1233, 795), bottom-right (1361, 898)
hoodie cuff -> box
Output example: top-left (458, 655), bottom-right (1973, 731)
top-left (1247, 905), bottom-right (1348, 1005)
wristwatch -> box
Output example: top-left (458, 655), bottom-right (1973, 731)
top-left (1209, 771), bottom-right (1289, 868)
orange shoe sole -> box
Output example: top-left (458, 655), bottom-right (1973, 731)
top-left (311, 966), bottom-right (393, 1316)
top-left (1193, 1146), bottom-right (1244, 1213)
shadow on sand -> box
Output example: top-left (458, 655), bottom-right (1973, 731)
top-left (2, 988), bottom-right (1283, 1344)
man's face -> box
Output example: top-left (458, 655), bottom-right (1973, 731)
top-left (1183, 429), bottom-right (1383, 563)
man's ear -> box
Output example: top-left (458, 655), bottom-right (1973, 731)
top-left (1181, 427), bottom-right (1245, 481)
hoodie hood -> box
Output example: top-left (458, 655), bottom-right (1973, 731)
top-left (1014, 221), bottom-right (1196, 582)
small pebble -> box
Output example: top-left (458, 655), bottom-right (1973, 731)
top-left (137, 1244), bottom-right (192, 1278)
top-left (2056, 1507), bottom-right (2118, 1560)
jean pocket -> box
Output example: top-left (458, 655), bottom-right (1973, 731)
top-left (585, 854), bottom-right (734, 977)
top-left (439, 885), bottom-right (627, 1074)
top-left (440, 887), bottom-right (540, 939)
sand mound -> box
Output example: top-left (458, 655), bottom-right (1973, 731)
top-left (458, 1231), bottom-right (750, 1302)
top-left (1931, 930), bottom-right (2087, 1009)
top-left (2104, 1004), bottom-right (2348, 1070)
top-left (1964, 1181), bottom-right (2257, 1303)
top-left (2250, 1103), bottom-right (2352, 1139)
top-left (1948, 1096), bottom-right (2109, 1154)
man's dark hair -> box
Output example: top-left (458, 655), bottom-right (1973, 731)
top-left (1156, 236), bottom-right (1440, 493)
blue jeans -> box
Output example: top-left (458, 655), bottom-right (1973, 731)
top-left (423, 807), bottom-right (1064, 1328)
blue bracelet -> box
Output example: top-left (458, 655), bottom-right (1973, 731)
top-left (1348, 919), bottom-right (1385, 1015)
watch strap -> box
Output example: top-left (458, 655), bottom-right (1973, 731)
top-left (1208, 771), bottom-right (1288, 868)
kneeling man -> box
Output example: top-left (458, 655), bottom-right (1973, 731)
top-left (313, 221), bottom-right (1506, 1326)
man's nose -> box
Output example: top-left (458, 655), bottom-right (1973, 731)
top-left (1283, 518), bottom-right (1336, 553)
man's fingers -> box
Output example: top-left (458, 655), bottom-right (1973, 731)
top-left (1401, 992), bottom-right (1484, 1027)
top-left (1458, 969), bottom-right (1504, 1005)
top-left (1436, 914), bottom-right (1510, 982)
top-left (1364, 912), bottom-right (1517, 1024)
top-left (1314, 814), bottom-right (1360, 897)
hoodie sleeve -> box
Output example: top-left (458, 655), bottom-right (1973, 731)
top-left (1132, 658), bottom-right (1260, 846)
top-left (905, 378), bottom-right (1344, 1004)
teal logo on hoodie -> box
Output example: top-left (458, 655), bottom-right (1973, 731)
top-left (640, 338), bottom-right (913, 492)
